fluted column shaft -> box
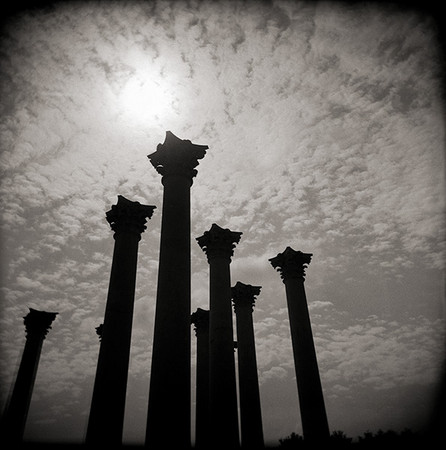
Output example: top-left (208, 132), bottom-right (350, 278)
top-left (146, 132), bottom-right (207, 449)
top-left (197, 224), bottom-right (242, 449)
top-left (270, 247), bottom-right (329, 444)
top-left (1, 309), bottom-right (57, 443)
top-left (191, 308), bottom-right (210, 449)
top-left (232, 282), bottom-right (264, 449)
top-left (86, 196), bottom-right (155, 446)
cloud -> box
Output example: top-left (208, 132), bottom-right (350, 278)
top-left (0, 0), bottom-right (444, 444)
top-left (309, 300), bottom-right (334, 311)
top-left (260, 365), bottom-right (288, 383)
top-left (317, 315), bottom-right (445, 392)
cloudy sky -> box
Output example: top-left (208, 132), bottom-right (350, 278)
top-left (0, 0), bottom-right (445, 445)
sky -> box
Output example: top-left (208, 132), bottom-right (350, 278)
top-left (0, 0), bottom-right (445, 446)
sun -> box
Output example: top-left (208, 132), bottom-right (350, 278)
top-left (120, 76), bottom-right (173, 124)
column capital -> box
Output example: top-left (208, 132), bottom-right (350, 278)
top-left (24, 308), bottom-right (58, 339)
top-left (95, 324), bottom-right (103, 341)
top-left (231, 281), bottom-right (261, 313)
top-left (196, 223), bottom-right (242, 262)
top-left (148, 131), bottom-right (208, 182)
top-left (190, 308), bottom-right (209, 336)
top-left (269, 247), bottom-right (313, 281)
top-left (106, 195), bottom-right (155, 237)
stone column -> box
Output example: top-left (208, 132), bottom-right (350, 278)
top-left (269, 247), bottom-right (330, 444)
top-left (196, 223), bottom-right (242, 449)
top-left (86, 195), bottom-right (155, 446)
top-left (1, 308), bottom-right (57, 443)
top-left (190, 308), bottom-right (210, 449)
top-left (146, 131), bottom-right (207, 449)
top-left (232, 282), bottom-right (264, 449)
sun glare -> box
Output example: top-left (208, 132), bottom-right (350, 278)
top-left (120, 76), bottom-right (173, 124)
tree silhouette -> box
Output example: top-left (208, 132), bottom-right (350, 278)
top-left (330, 430), bottom-right (352, 448)
top-left (278, 432), bottom-right (303, 448)
top-left (276, 428), bottom-right (424, 448)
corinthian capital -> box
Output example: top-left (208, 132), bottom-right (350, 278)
top-left (190, 308), bottom-right (209, 336)
top-left (231, 281), bottom-right (261, 313)
top-left (24, 308), bottom-right (58, 339)
top-left (269, 247), bottom-right (312, 281)
top-left (196, 223), bottom-right (242, 262)
top-left (148, 131), bottom-right (208, 182)
top-left (95, 324), bottom-right (103, 341)
top-left (106, 195), bottom-right (156, 237)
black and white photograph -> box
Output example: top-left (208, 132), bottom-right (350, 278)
top-left (0, 0), bottom-right (444, 448)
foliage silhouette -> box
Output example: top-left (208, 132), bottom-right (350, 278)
top-left (276, 428), bottom-right (424, 448)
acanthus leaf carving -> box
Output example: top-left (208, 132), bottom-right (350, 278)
top-left (106, 195), bottom-right (156, 237)
top-left (196, 223), bottom-right (242, 262)
top-left (269, 247), bottom-right (312, 282)
top-left (148, 131), bottom-right (208, 181)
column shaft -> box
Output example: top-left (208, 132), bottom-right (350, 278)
top-left (86, 232), bottom-right (140, 444)
top-left (86, 195), bottom-right (154, 446)
top-left (2, 335), bottom-right (44, 442)
top-left (191, 309), bottom-right (210, 449)
top-left (1, 309), bottom-right (57, 443)
top-left (235, 306), bottom-right (264, 448)
top-left (146, 175), bottom-right (191, 448)
top-left (284, 277), bottom-right (330, 443)
top-left (195, 335), bottom-right (210, 448)
top-left (208, 257), bottom-right (240, 448)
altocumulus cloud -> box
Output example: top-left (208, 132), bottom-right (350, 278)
top-left (0, 0), bottom-right (445, 445)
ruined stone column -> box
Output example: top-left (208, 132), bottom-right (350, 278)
top-left (269, 247), bottom-right (330, 444)
top-left (196, 223), bottom-right (242, 449)
top-left (86, 195), bottom-right (155, 446)
top-left (191, 308), bottom-right (210, 449)
top-left (232, 282), bottom-right (264, 449)
top-left (146, 132), bottom-right (207, 449)
top-left (1, 308), bottom-right (57, 443)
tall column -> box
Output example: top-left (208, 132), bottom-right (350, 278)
top-left (1, 308), bottom-right (57, 443)
top-left (269, 247), bottom-right (330, 444)
top-left (86, 195), bottom-right (155, 446)
top-left (190, 308), bottom-right (210, 449)
top-left (232, 282), bottom-right (264, 449)
top-left (146, 131), bottom-right (207, 449)
top-left (196, 223), bottom-right (242, 449)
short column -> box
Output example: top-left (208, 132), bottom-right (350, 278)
top-left (86, 195), bottom-right (155, 446)
top-left (232, 282), bottom-right (264, 449)
top-left (1, 308), bottom-right (57, 443)
top-left (269, 247), bottom-right (330, 444)
top-left (191, 308), bottom-right (210, 449)
top-left (196, 223), bottom-right (242, 449)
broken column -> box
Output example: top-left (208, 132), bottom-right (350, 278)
top-left (232, 282), bottom-right (264, 449)
top-left (1, 308), bottom-right (57, 443)
top-left (191, 308), bottom-right (210, 449)
top-left (269, 247), bottom-right (329, 444)
top-left (146, 132), bottom-right (207, 449)
top-left (86, 195), bottom-right (155, 446)
top-left (197, 223), bottom-right (242, 449)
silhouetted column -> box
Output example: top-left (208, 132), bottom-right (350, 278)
top-left (146, 132), bottom-right (207, 449)
top-left (1, 308), bottom-right (57, 443)
top-left (191, 308), bottom-right (210, 449)
top-left (86, 195), bottom-right (155, 446)
top-left (269, 247), bottom-right (330, 444)
top-left (197, 223), bottom-right (242, 449)
top-left (232, 282), bottom-right (264, 449)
